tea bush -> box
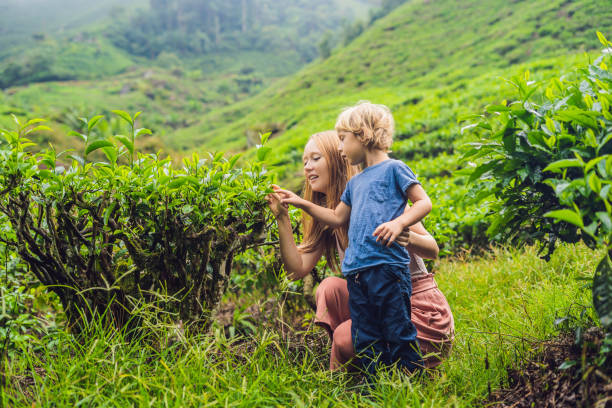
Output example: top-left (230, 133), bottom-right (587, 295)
top-left (463, 33), bottom-right (612, 330)
top-left (0, 111), bottom-right (273, 332)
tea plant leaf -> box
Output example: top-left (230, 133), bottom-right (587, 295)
top-left (593, 254), bottom-right (612, 329)
top-left (85, 140), bottom-right (114, 156)
top-left (596, 212), bottom-right (612, 231)
top-left (257, 146), bottom-right (272, 162)
top-left (87, 115), bottom-right (104, 131)
top-left (68, 130), bottom-right (87, 142)
top-left (544, 209), bottom-right (584, 228)
top-left (24, 125), bottom-right (51, 135)
top-left (597, 31), bottom-right (610, 47)
top-left (102, 146), bottom-right (118, 164)
top-left (112, 110), bottom-right (134, 126)
top-left (135, 128), bottom-right (152, 137)
top-left (542, 159), bottom-right (584, 173)
top-left (115, 135), bottom-right (134, 156)
top-left (260, 132), bottom-right (271, 145)
top-left (228, 154), bottom-right (242, 169)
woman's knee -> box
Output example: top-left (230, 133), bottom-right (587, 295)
top-left (315, 276), bottom-right (347, 303)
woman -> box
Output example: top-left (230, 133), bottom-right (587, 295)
top-left (266, 130), bottom-right (454, 370)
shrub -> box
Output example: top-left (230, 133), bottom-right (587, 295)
top-left (463, 32), bottom-right (612, 331)
top-left (0, 112), bottom-right (273, 333)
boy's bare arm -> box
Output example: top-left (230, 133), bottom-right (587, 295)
top-left (373, 184), bottom-right (432, 246)
top-left (301, 200), bottom-right (351, 228)
top-left (272, 185), bottom-right (351, 228)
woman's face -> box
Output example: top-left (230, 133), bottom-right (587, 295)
top-left (303, 139), bottom-right (330, 193)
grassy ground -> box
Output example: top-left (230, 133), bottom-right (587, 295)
top-left (2, 243), bottom-right (599, 407)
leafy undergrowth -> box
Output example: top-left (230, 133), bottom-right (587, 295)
top-left (489, 327), bottom-right (611, 407)
top-left (0, 243), bottom-right (602, 407)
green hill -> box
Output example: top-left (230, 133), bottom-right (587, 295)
top-left (155, 0), bottom-right (611, 252)
top-left (168, 0), bottom-right (611, 154)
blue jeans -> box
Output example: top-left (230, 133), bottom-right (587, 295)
top-left (347, 264), bottom-right (423, 377)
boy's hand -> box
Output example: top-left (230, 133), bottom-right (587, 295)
top-left (272, 185), bottom-right (308, 209)
top-left (373, 219), bottom-right (404, 247)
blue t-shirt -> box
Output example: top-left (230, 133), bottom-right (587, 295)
top-left (340, 159), bottom-right (419, 275)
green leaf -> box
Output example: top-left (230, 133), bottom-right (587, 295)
top-left (213, 151), bottom-right (224, 162)
top-left (593, 254), bottom-right (612, 329)
top-left (24, 118), bottom-right (45, 127)
top-left (69, 130), bottom-right (87, 142)
top-left (587, 172), bottom-right (602, 194)
top-left (585, 156), bottom-right (606, 173)
top-left (256, 146), bottom-right (272, 162)
top-left (24, 125), bottom-right (51, 135)
top-left (87, 115), bottom-right (104, 131)
top-left (102, 146), bottom-right (118, 164)
top-left (181, 204), bottom-right (194, 214)
top-left (485, 105), bottom-right (510, 113)
top-left (596, 212), bottom-right (612, 232)
top-left (115, 135), bottom-right (134, 155)
top-left (135, 128), bottom-right (152, 137)
top-left (112, 110), bottom-right (133, 126)
top-left (168, 177), bottom-right (188, 189)
top-left (260, 132), bottom-right (271, 145)
top-left (228, 153), bottom-right (242, 169)
top-left (542, 159), bottom-right (583, 173)
top-left (558, 360), bottom-right (577, 370)
top-left (67, 154), bottom-right (85, 167)
top-left (597, 31), bottom-right (609, 47)
top-left (554, 109), bottom-right (599, 130)
top-left (600, 184), bottom-right (611, 200)
top-left (544, 209), bottom-right (583, 228)
top-left (468, 160), bottom-right (500, 183)
top-left (85, 140), bottom-right (114, 156)
top-left (103, 203), bottom-right (117, 226)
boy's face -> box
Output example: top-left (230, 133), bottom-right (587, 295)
top-left (338, 130), bottom-right (365, 165)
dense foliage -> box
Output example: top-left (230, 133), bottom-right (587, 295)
top-left (0, 112), bottom-right (272, 331)
top-left (463, 34), bottom-right (612, 330)
top-left (107, 0), bottom-right (374, 62)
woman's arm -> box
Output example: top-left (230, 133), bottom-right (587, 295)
top-left (396, 221), bottom-right (439, 260)
top-left (266, 192), bottom-right (324, 280)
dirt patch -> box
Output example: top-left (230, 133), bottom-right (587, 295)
top-left (489, 327), bottom-right (612, 407)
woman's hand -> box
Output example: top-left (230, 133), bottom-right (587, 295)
top-left (272, 185), bottom-right (308, 209)
top-left (373, 219), bottom-right (404, 247)
top-left (395, 228), bottom-right (412, 247)
top-left (266, 191), bottom-right (289, 219)
top-left (399, 222), bottom-right (439, 260)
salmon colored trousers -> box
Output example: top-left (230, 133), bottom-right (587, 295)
top-left (315, 274), bottom-right (454, 370)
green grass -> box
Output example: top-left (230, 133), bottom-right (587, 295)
top-left (3, 243), bottom-right (599, 407)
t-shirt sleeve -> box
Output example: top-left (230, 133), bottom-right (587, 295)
top-left (394, 161), bottom-right (420, 197)
top-left (340, 180), bottom-right (352, 207)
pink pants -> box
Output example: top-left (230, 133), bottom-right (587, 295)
top-left (315, 274), bottom-right (454, 370)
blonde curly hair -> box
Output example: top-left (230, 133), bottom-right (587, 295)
top-left (334, 101), bottom-right (395, 151)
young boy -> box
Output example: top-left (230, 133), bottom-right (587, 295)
top-left (274, 101), bottom-right (432, 376)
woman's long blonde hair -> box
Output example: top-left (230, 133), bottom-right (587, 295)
top-left (299, 131), bottom-right (359, 273)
